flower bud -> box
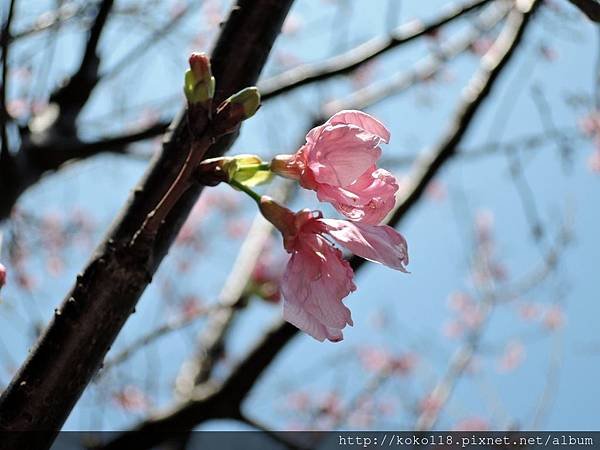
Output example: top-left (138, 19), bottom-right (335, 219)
top-left (228, 87), bottom-right (260, 119)
top-left (214, 87), bottom-right (261, 134)
top-left (183, 52), bottom-right (215, 106)
top-left (189, 52), bottom-right (212, 82)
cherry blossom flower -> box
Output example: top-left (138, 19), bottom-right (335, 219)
top-left (498, 340), bottom-right (525, 373)
top-left (543, 305), bottom-right (565, 331)
top-left (587, 148), bottom-right (600, 174)
top-left (112, 385), bottom-right (151, 412)
top-left (259, 197), bottom-right (408, 342)
top-left (518, 302), bottom-right (542, 321)
top-left (271, 110), bottom-right (399, 224)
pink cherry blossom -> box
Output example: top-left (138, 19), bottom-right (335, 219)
top-left (543, 305), bottom-right (565, 331)
top-left (271, 110), bottom-right (399, 224)
top-left (498, 340), bottom-right (525, 373)
top-left (260, 197), bottom-right (408, 342)
top-left (587, 148), bottom-right (600, 174)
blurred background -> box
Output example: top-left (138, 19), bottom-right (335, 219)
top-left (0, 0), bottom-right (598, 439)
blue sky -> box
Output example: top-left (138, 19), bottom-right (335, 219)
top-left (1, 0), bottom-right (599, 433)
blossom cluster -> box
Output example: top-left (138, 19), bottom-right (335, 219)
top-left (259, 111), bottom-right (409, 342)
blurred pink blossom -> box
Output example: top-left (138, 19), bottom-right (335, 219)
top-left (543, 305), bottom-right (565, 331)
top-left (587, 148), bottom-right (600, 173)
top-left (112, 385), bottom-right (151, 412)
top-left (518, 302), bottom-right (542, 321)
top-left (498, 340), bottom-right (525, 372)
top-left (425, 179), bottom-right (447, 202)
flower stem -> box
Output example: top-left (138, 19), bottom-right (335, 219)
top-left (229, 179), bottom-right (262, 205)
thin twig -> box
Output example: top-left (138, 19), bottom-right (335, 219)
top-left (259, 0), bottom-right (495, 100)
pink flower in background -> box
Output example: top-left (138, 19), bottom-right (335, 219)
top-left (498, 340), bottom-right (525, 373)
top-left (453, 417), bottom-right (490, 431)
top-left (587, 148), bottom-right (600, 174)
top-left (260, 197), bottom-right (408, 342)
top-left (578, 110), bottom-right (600, 173)
top-left (543, 305), bottom-right (565, 331)
top-left (518, 302), bottom-right (542, 321)
top-left (112, 385), bottom-right (151, 412)
top-left (0, 263), bottom-right (6, 289)
top-left (271, 110), bottom-right (399, 224)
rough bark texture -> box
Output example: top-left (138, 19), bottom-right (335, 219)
top-left (0, 2), bottom-right (294, 449)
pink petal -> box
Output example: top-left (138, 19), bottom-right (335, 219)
top-left (319, 219), bottom-right (409, 272)
top-left (308, 124), bottom-right (382, 186)
top-left (327, 110), bottom-right (391, 144)
top-left (281, 233), bottom-right (356, 342)
top-left (316, 168), bottom-right (398, 224)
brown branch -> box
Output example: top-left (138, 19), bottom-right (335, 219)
top-left (0, 119), bottom-right (169, 221)
top-left (567, 0), bottom-right (600, 22)
top-left (49, 0), bottom-right (114, 134)
top-left (0, 1), bottom-right (294, 449)
top-left (99, 2), bottom-right (540, 446)
top-left (379, 127), bottom-right (583, 168)
top-left (1, 0), bottom-right (16, 157)
top-left (0, 0), bottom-right (115, 221)
top-left (8, 2), bottom-right (86, 43)
top-left (324, 0), bottom-right (510, 117)
top-left (387, 0), bottom-right (541, 227)
top-left (175, 181), bottom-right (292, 397)
top-left (259, 0), bottom-right (494, 101)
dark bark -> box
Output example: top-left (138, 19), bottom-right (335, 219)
top-left (0, 1), bottom-right (294, 449)
top-left (568, 0), bottom-right (600, 22)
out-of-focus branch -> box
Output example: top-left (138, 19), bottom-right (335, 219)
top-left (0, 0), bottom-right (115, 221)
top-left (100, 2), bottom-right (540, 445)
top-left (386, 0), bottom-right (541, 227)
top-left (101, 5), bottom-right (189, 81)
top-left (40, 120), bottom-right (170, 163)
top-left (567, 0), bottom-right (600, 22)
top-left (380, 127), bottom-right (582, 168)
top-left (259, 0), bottom-right (494, 100)
top-left (175, 181), bottom-right (292, 397)
top-left (49, 0), bottom-right (114, 133)
top-left (324, 0), bottom-right (510, 117)
top-left (96, 320), bottom-right (298, 450)
top-left (415, 223), bottom-right (569, 431)
top-left (0, 1), bottom-right (294, 449)
top-left (98, 304), bottom-right (217, 376)
top-left (9, 3), bottom-right (87, 43)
